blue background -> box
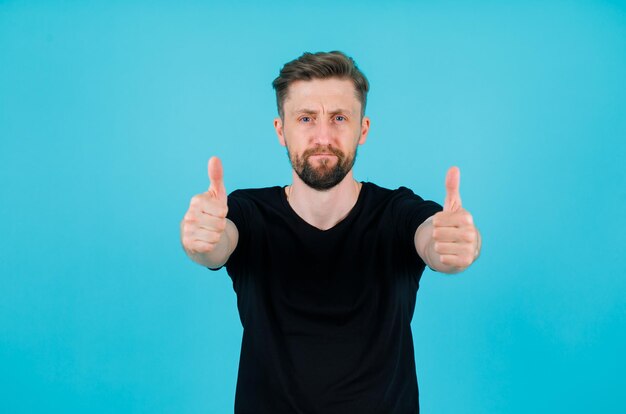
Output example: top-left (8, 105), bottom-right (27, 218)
top-left (1, 1), bottom-right (625, 412)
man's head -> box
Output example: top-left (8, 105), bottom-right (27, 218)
top-left (272, 51), bottom-right (369, 120)
top-left (272, 51), bottom-right (371, 190)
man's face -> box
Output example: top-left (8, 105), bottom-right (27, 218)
top-left (274, 78), bottom-right (370, 190)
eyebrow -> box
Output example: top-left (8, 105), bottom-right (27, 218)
top-left (291, 108), bottom-right (353, 116)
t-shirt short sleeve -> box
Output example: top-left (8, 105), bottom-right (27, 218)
top-left (206, 189), bottom-right (250, 274)
top-left (391, 186), bottom-right (443, 264)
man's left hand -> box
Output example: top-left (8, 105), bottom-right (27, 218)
top-left (430, 166), bottom-right (481, 271)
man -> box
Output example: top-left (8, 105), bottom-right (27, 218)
top-left (181, 51), bottom-right (481, 413)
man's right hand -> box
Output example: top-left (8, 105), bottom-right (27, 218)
top-left (181, 157), bottom-right (237, 267)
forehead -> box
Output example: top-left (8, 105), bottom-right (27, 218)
top-left (283, 78), bottom-right (360, 111)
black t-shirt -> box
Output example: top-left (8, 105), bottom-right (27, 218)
top-left (217, 182), bottom-right (442, 414)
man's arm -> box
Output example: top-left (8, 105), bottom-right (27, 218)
top-left (180, 157), bottom-right (239, 269)
top-left (414, 166), bottom-right (481, 274)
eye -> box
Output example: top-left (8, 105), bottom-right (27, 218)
top-left (300, 116), bottom-right (312, 123)
top-left (335, 115), bottom-right (346, 122)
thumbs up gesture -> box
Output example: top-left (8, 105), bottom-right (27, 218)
top-left (181, 157), bottom-right (229, 255)
top-left (431, 166), bottom-right (481, 271)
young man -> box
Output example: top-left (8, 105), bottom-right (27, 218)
top-left (181, 51), bottom-right (481, 413)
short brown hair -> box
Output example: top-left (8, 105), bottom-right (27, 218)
top-left (272, 51), bottom-right (369, 119)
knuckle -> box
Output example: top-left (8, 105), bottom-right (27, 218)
top-left (463, 245), bottom-right (474, 256)
top-left (206, 201), bottom-right (227, 218)
top-left (190, 195), bottom-right (201, 207)
top-left (217, 207), bottom-right (228, 217)
top-left (182, 236), bottom-right (191, 247)
top-left (465, 230), bottom-right (476, 243)
top-left (463, 213), bottom-right (474, 226)
top-left (181, 225), bottom-right (190, 235)
top-left (215, 219), bottom-right (227, 232)
top-left (183, 213), bottom-right (197, 224)
top-left (208, 232), bottom-right (222, 244)
top-left (433, 241), bottom-right (442, 253)
top-left (432, 212), bottom-right (443, 226)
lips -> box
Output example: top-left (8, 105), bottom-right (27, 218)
top-left (303, 146), bottom-right (344, 159)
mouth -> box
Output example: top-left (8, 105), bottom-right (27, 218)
top-left (301, 146), bottom-right (344, 163)
top-left (308, 154), bottom-right (338, 162)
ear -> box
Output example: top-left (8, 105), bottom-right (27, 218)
top-left (358, 116), bottom-right (370, 145)
top-left (274, 117), bottom-right (286, 147)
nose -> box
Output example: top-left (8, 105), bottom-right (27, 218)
top-left (313, 119), bottom-right (332, 146)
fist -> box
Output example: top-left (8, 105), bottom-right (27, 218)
top-left (181, 156), bottom-right (228, 255)
top-left (432, 166), bottom-right (480, 269)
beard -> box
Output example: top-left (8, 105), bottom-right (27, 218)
top-left (287, 144), bottom-right (357, 191)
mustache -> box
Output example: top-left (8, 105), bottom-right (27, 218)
top-left (302, 145), bottom-right (345, 159)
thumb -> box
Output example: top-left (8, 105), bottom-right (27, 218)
top-left (208, 156), bottom-right (227, 200)
top-left (444, 166), bottom-right (462, 212)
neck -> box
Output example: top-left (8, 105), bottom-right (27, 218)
top-left (286, 171), bottom-right (362, 231)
